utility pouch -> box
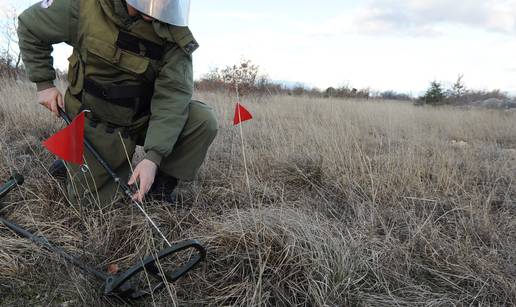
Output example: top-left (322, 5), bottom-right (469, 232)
top-left (86, 36), bottom-right (150, 75)
top-left (80, 78), bottom-right (152, 126)
top-left (67, 52), bottom-right (84, 96)
top-left (80, 36), bottom-right (154, 126)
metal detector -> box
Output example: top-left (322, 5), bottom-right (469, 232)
top-left (0, 173), bottom-right (206, 300)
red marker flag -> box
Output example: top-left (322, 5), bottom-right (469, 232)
top-left (43, 112), bottom-right (85, 165)
top-left (233, 102), bottom-right (253, 125)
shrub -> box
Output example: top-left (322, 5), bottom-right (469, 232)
top-left (379, 90), bottom-right (412, 101)
top-left (422, 81), bottom-right (446, 105)
top-left (196, 59), bottom-right (274, 97)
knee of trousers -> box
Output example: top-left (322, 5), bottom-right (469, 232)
top-left (204, 110), bottom-right (218, 139)
top-left (192, 100), bottom-right (218, 139)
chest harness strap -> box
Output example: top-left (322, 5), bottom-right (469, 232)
top-left (75, 32), bottom-right (165, 122)
top-left (116, 31), bottom-right (164, 61)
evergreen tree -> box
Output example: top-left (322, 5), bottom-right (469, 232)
top-left (423, 81), bottom-right (445, 105)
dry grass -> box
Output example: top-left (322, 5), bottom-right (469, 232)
top-left (1, 77), bottom-right (516, 306)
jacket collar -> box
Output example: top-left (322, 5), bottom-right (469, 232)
top-left (98, 0), bottom-right (138, 29)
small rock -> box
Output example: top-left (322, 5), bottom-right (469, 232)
top-left (451, 140), bottom-right (468, 147)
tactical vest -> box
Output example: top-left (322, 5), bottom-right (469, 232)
top-left (67, 0), bottom-right (197, 127)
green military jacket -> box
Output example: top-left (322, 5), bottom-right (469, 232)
top-left (17, 0), bottom-right (198, 166)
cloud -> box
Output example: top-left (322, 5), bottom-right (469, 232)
top-left (195, 11), bottom-right (270, 22)
top-left (0, 0), bottom-right (8, 11)
top-left (314, 0), bottom-right (516, 37)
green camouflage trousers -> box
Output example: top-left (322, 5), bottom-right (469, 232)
top-left (63, 92), bottom-right (218, 206)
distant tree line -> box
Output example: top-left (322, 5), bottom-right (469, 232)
top-left (420, 74), bottom-right (512, 107)
top-left (195, 59), bottom-right (414, 101)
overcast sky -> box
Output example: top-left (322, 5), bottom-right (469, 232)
top-left (2, 0), bottom-right (516, 95)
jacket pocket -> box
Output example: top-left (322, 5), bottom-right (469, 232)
top-left (67, 51), bottom-right (83, 96)
top-left (82, 36), bottom-right (152, 127)
top-left (86, 36), bottom-right (150, 75)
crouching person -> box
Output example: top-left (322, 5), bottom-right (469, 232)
top-left (17, 0), bottom-right (217, 205)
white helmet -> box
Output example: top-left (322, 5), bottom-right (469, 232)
top-left (125, 0), bottom-right (191, 26)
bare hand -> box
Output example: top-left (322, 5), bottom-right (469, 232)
top-left (37, 87), bottom-right (64, 117)
top-left (128, 159), bottom-right (158, 202)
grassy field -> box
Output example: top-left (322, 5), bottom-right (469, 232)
top-left (0, 77), bottom-right (515, 306)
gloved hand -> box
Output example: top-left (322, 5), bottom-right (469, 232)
top-left (128, 159), bottom-right (158, 202)
top-left (38, 87), bottom-right (64, 117)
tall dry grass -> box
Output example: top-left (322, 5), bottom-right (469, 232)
top-left (0, 77), bottom-right (515, 306)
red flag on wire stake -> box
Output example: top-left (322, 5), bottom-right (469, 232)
top-left (233, 102), bottom-right (253, 125)
top-left (43, 112), bottom-right (85, 165)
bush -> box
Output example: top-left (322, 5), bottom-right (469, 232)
top-left (446, 74), bottom-right (467, 104)
top-left (379, 90), bottom-right (412, 101)
top-left (422, 81), bottom-right (446, 105)
top-left (195, 59), bottom-right (276, 97)
top-left (419, 75), bottom-right (512, 107)
top-left (454, 89), bottom-right (509, 105)
top-left (0, 54), bottom-right (23, 79)
top-left (324, 85), bottom-right (370, 99)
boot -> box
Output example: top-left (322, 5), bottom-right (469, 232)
top-left (148, 171), bottom-right (178, 203)
top-left (49, 160), bottom-right (67, 180)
